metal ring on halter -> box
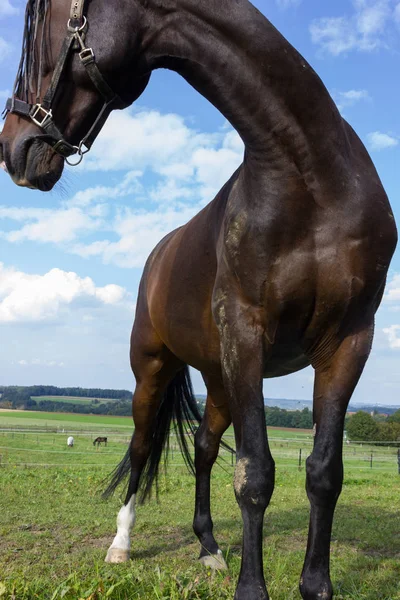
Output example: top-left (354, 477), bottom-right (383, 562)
top-left (65, 140), bottom-right (90, 166)
top-left (65, 146), bottom-right (83, 166)
top-left (67, 15), bottom-right (87, 33)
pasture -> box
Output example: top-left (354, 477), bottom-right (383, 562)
top-left (0, 411), bottom-right (399, 600)
top-left (30, 396), bottom-right (113, 406)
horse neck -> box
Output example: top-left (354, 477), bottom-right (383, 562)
top-left (138, 0), bottom-right (347, 175)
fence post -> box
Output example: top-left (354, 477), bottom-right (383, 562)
top-left (370, 452), bottom-right (373, 469)
top-left (298, 448), bottom-right (302, 470)
top-left (397, 449), bottom-right (400, 475)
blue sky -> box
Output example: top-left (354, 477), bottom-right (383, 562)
top-left (0, 0), bottom-right (400, 405)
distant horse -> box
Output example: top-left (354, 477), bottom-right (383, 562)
top-left (0, 0), bottom-right (396, 599)
top-left (93, 437), bottom-right (107, 447)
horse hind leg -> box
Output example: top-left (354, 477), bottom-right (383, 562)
top-left (300, 324), bottom-right (374, 600)
top-left (193, 373), bottom-right (232, 570)
top-left (105, 337), bottom-right (183, 563)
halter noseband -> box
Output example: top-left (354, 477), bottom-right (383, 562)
top-left (3, 0), bottom-right (122, 166)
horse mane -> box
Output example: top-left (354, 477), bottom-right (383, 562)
top-left (12, 0), bottom-right (50, 104)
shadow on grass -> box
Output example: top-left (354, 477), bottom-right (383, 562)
top-left (129, 501), bottom-right (400, 556)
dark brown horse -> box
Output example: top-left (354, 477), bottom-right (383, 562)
top-left (93, 436), bottom-right (107, 447)
top-left (0, 1), bottom-right (397, 598)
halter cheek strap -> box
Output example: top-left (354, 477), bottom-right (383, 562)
top-left (3, 0), bottom-right (122, 165)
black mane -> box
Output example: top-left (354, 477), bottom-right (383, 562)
top-left (12, 0), bottom-right (50, 103)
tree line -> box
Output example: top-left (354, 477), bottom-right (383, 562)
top-left (0, 385), bottom-right (316, 429)
top-left (346, 410), bottom-right (400, 445)
top-left (0, 385), bottom-right (132, 405)
top-left (264, 406), bottom-right (313, 429)
top-left (28, 399), bottom-right (133, 416)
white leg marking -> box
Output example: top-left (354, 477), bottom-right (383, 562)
top-left (105, 495), bottom-right (136, 563)
top-left (199, 548), bottom-right (228, 570)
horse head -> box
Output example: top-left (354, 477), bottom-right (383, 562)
top-left (0, 0), bottom-right (150, 191)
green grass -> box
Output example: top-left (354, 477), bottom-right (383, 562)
top-left (0, 414), bottom-right (399, 599)
top-left (0, 411), bottom-right (134, 430)
top-left (32, 396), bottom-right (120, 405)
top-left (32, 396), bottom-right (105, 406)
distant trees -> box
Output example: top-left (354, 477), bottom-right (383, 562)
top-left (265, 406), bottom-right (313, 429)
top-left (32, 399), bottom-right (132, 416)
top-left (0, 385), bottom-right (132, 401)
top-left (0, 388), bottom-right (31, 409)
top-left (347, 411), bottom-right (400, 444)
top-left (1, 383), bottom-right (397, 440)
top-left (388, 409), bottom-right (400, 424)
top-left (347, 412), bottom-right (379, 441)
top-left (0, 385), bottom-right (133, 414)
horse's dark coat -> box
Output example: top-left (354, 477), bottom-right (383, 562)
top-left (0, 1), bottom-right (397, 598)
top-left (93, 436), bottom-right (107, 447)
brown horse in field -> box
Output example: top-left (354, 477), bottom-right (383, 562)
top-left (93, 436), bottom-right (107, 447)
top-left (0, 0), bottom-right (397, 598)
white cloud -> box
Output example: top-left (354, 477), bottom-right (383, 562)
top-left (70, 123), bottom-right (243, 268)
top-left (3, 207), bottom-right (102, 244)
top-left (81, 110), bottom-right (217, 173)
top-left (333, 89), bottom-right (371, 111)
top-left (72, 204), bottom-right (199, 268)
top-left (367, 131), bottom-right (398, 151)
top-left (0, 0), bottom-right (18, 18)
top-left (0, 264), bottom-right (128, 323)
top-left (1, 111), bottom-right (244, 269)
top-left (310, 17), bottom-right (359, 56)
top-left (68, 171), bottom-right (143, 207)
top-left (383, 325), bottom-right (400, 348)
top-left (0, 171), bottom-right (146, 244)
top-left (18, 359), bottom-right (64, 368)
top-left (310, 0), bottom-right (398, 55)
top-left (384, 274), bottom-right (400, 302)
top-left (0, 37), bottom-right (11, 63)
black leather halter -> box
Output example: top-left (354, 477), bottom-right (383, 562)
top-left (4, 0), bottom-right (122, 165)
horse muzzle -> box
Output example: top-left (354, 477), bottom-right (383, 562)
top-left (0, 131), bottom-right (64, 191)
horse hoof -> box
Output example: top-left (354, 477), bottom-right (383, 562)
top-left (199, 549), bottom-right (228, 570)
top-left (105, 548), bottom-right (130, 563)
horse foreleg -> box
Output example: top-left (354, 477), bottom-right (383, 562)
top-left (215, 298), bottom-right (274, 600)
top-left (193, 374), bottom-right (231, 570)
top-left (300, 324), bottom-right (374, 600)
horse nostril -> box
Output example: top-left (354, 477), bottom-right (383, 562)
top-left (0, 146), bottom-right (5, 172)
top-left (0, 138), bottom-right (9, 173)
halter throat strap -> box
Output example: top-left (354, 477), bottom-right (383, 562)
top-left (4, 0), bottom-right (122, 165)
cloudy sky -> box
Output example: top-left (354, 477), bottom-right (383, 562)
top-left (0, 0), bottom-right (400, 405)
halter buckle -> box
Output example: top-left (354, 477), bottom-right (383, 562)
top-left (30, 104), bottom-right (53, 128)
top-left (79, 47), bottom-right (95, 65)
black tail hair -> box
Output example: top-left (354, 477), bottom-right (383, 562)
top-left (102, 366), bottom-right (204, 502)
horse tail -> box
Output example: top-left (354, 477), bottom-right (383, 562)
top-left (103, 365), bottom-right (203, 502)
top-left (93, 439), bottom-right (96, 446)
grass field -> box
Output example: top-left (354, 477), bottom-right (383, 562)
top-left (0, 411), bottom-right (134, 430)
top-left (0, 411), bottom-right (399, 600)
